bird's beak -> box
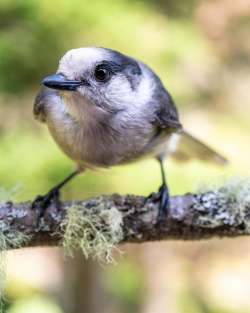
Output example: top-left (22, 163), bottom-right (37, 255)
top-left (42, 73), bottom-right (88, 91)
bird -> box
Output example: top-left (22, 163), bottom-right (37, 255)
top-left (33, 47), bottom-right (227, 223)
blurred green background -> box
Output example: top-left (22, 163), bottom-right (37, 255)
top-left (0, 0), bottom-right (250, 312)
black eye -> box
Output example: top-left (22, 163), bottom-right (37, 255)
top-left (94, 67), bottom-right (110, 82)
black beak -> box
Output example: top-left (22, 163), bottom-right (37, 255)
top-left (42, 73), bottom-right (88, 91)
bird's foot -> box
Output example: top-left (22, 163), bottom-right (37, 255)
top-left (145, 184), bottom-right (169, 224)
top-left (156, 184), bottom-right (169, 224)
top-left (32, 187), bottom-right (61, 220)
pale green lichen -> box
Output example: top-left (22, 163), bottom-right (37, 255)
top-left (0, 231), bottom-right (31, 294)
top-left (217, 177), bottom-right (250, 210)
top-left (60, 203), bottom-right (123, 263)
top-left (195, 177), bottom-right (250, 230)
top-left (0, 232), bottom-right (31, 313)
top-left (0, 186), bottom-right (31, 310)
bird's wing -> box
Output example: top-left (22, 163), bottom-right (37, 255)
top-left (33, 87), bottom-right (57, 123)
top-left (153, 86), bottom-right (183, 132)
top-left (153, 88), bottom-right (227, 165)
top-left (33, 87), bottom-right (48, 123)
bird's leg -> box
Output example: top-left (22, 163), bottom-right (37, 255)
top-left (145, 158), bottom-right (169, 224)
top-left (32, 170), bottom-right (80, 218)
top-left (156, 158), bottom-right (169, 223)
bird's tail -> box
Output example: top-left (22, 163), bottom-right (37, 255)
top-left (171, 130), bottom-right (228, 165)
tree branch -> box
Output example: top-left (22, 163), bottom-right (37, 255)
top-left (1, 179), bottom-right (250, 251)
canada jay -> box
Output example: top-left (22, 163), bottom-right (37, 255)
top-left (33, 47), bottom-right (227, 222)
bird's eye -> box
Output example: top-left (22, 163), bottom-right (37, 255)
top-left (94, 67), bottom-right (110, 82)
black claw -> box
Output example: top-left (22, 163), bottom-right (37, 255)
top-left (32, 188), bottom-right (61, 220)
top-left (157, 184), bottom-right (169, 224)
top-left (31, 171), bottom-right (79, 224)
top-left (145, 184), bottom-right (170, 224)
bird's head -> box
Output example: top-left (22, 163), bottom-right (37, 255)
top-left (42, 47), bottom-right (153, 114)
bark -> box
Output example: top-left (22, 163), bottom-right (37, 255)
top-left (1, 181), bottom-right (250, 249)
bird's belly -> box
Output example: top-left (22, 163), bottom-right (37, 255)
top-left (44, 93), bottom-right (148, 167)
top-left (46, 118), bottom-right (140, 168)
top-left (47, 123), bottom-right (108, 167)
top-left (46, 109), bottom-right (178, 168)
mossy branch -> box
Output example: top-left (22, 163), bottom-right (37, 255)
top-left (1, 178), bottom-right (250, 257)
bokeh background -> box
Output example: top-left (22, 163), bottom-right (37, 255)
top-left (0, 0), bottom-right (250, 312)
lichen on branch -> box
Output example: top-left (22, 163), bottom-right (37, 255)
top-left (0, 178), bottom-right (249, 259)
top-left (60, 203), bottom-right (123, 263)
top-left (191, 178), bottom-right (250, 230)
top-left (0, 187), bottom-right (32, 300)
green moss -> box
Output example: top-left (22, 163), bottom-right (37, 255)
top-left (60, 204), bottom-right (123, 263)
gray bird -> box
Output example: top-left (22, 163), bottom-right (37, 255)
top-left (33, 47), bottom-right (227, 222)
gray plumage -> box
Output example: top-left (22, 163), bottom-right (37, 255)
top-left (34, 47), bottom-right (226, 171)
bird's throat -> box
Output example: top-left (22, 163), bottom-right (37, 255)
top-left (61, 91), bottom-right (109, 124)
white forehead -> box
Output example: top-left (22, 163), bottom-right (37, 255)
top-left (58, 47), bottom-right (108, 75)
